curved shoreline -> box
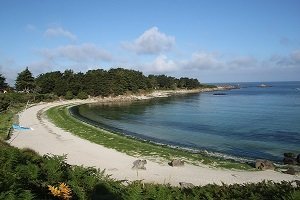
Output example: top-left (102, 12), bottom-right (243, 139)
top-left (8, 90), bottom-right (300, 186)
top-left (69, 104), bottom-right (256, 165)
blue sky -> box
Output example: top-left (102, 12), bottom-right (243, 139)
top-left (0, 0), bottom-right (299, 84)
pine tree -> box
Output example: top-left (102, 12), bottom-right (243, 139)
top-left (0, 73), bottom-right (8, 91)
top-left (15, 67), bottom-right (35, 92)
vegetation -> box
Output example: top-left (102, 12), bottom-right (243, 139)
top-left (47, 105), bottom-right (252, 170)
top-left (65, 91), bottom-right (74, 100)
top-left (0, 140), bottom-right (299, 199)
top-left (0, 92), bottom-right (58, 139)
top-left (0, 73), bottom-right (8, 91)
top-left (35, 68), bottom-right (210, 98)
top-left (77, 91), bottom-right (88, 99)
top-left (15, 67), bottom-right (35, 93)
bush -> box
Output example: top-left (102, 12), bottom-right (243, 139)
top-left (0, 141), bottom-right (123, 199)
top-left (77, 91), bottom-right (88, 99)
top-left (65, 91), bottom-right (74, 100)
top-left (0, 94), bottom-right (10, 112)
top-left (33, 93), bottom-right (59, 102)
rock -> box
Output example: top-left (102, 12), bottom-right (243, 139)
top-left (132, 159), bottom-right (147, 170)
top-left (285, 168), bottom-right (296, 175)
top-left (284, 152), bottom-right (296, 158)
top-left (213, 93), bottom-right (227, 95)
top-left (297, 154), bottom-right (300, 163)
top-left (255, 159), bottom-right (275, 170)
top-left (285, 166), bottom-right (300, 175)
top-left (179, 182), bottom-right (194, 189)
top-left (283, 157), bottom-right (297, 165)
top-left (168, 159), bottom-right (185, 167)
top-left (294, 180), bottom-right (300, 187)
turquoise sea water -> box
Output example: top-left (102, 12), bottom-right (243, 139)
top-left (71, 82), bottom-right (300, 162)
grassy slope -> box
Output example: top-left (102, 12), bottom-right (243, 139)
top-left (0, 104), bottom-right (24, 139)
top-left (47, 104), bottom-right (253, 170)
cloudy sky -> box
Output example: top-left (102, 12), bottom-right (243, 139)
top-left (0, 0), bottom-right (299, 84)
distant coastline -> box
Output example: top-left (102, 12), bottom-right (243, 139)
top-left (84, 85), bottom-right (238, 103)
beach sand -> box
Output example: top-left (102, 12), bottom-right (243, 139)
top-left (8, 96), bottom-right (300, 187)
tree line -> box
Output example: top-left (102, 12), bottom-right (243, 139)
top-left (1, 67), bottom-right (206, 99)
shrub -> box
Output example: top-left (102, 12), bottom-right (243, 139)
top-left (33, 93), bottom-right (59, 102)
top-left (77, 91), bottom-right (88, 99)
top-left (65, 91), bottom-right (74, 100)
top-left (0, 94), bottom-right (10, 112)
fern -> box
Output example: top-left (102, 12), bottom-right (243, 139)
top-left (126, 181), bottom-right (144, 200)
top-left (18, 190), bottom-right (35, 200)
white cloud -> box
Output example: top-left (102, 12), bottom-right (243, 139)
top-left (227, 56), bottom-right (257, 69)
top-left (143, 52), bottom-right (223, 74)
top-left (181, 52), bottom-right (224, 70)
top-left (291, 50), bottom-right (300, 64)
top-left (27, 43), bottom-right (113, 74)
top-left (40, 43), bottom-right (112, 63)
top-left (44, 27), bottom-right (77, 41)
top-left (270, 50), bottom-right (300, 67)
top-left (123, 27), bottom-right (175, 55)
top-left (145, 55), bottom-right (178, 73)
top-left (0, 59), bottom-right (19, 86)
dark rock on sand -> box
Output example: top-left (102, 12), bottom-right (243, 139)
top-left (169, 159), bottom-right (184, 167)
top-left (132, 159), bottom-right (147, 170)
top-left (285, 166), bottom-right (300, 175)
top-left (179, 182), bottom-right (195, 189)
top-left (297, 154), bottom-right (300, 163)
top-left (255, 159), bottom-right (275, 170)
top-left (283, 157), bottom-right (298, 165)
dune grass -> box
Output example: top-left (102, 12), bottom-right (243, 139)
top-left (46, 104), bottom-right (253, 170)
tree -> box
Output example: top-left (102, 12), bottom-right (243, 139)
top-left (35, 71), bottom-right (62, 94)
top-left (0, 74), bottom-right (8, 91)
top-left (15, 67), bottom-right (35, 92)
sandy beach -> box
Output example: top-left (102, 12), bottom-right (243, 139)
top-left (8, 91), bottom-right (300, 186)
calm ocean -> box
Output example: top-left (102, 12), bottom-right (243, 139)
top-left (71, 82), bottom-right (300, 162)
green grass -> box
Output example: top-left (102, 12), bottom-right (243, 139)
top-left (0, 104), bottom-right (24, 139)
top-left (46, 105), bottom-right (253, 170)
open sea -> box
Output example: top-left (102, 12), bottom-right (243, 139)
top-left (71, 82), bottom-right (300, 162)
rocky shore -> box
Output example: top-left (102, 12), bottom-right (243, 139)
top-left (88, 85), bottom-right (235, 103)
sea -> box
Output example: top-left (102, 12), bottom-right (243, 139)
top-left (70, 82), bottom-right (300, 162)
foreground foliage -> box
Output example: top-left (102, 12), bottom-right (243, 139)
top-left (0, 140), bottom-right (299, 199)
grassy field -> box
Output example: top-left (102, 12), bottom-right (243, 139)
top-left (46, 104), bottom-right (253, 170)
